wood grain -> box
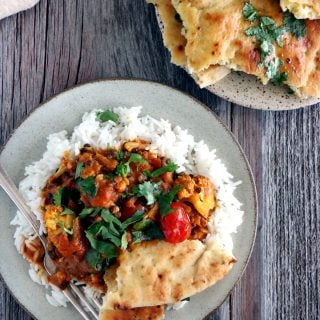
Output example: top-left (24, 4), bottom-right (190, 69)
top-left (0, 0), bottom-right (319, 319)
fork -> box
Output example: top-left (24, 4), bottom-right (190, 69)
top-left (0, 164), bottom-right (101, 320)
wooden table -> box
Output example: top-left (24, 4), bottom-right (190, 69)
top-left (0, 1), bottom-right (319, 319)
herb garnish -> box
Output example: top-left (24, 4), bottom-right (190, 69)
top-left (53, 188), bottom-right (64, 206)
top-left (242, 2), bottom-right (306, 84)
top-left (85, 248), bottom-right (105, 271)
top-left (159, 185), bottom-right (183, 216)
top-left (132, 221), bottom-right (164, 244)
top-left (60, 208), bottom-right (75, 216)
top-left (76, 176), bottom-right (97, 197)
top-left (115, 153), bottom-right (147, 177)
top-left (145, 161), bottom-right (178, 178)
top-left (283, 11), bottom-right (306, 39)
top-left (96, 110), bottom-right (119, 123)
top-left (75, 162), bottom-right (84, 179)
top-left (132, 181), bottom-right (161, 205)
top-left (242, 2), bottom-right (257, 21)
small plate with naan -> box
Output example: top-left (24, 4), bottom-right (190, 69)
top-left (147, 0), bottom-right (320, 110)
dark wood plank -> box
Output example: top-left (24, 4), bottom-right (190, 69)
top-left (0, 0), bottom-right (319, 320)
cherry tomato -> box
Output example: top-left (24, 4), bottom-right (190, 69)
top-left (150, 157), bottom-right (162, 169)
top-left (160, 202), bottom-right (192, 243)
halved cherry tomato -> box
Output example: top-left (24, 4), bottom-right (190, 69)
top-left (160, 202), bottom-right (191, 243)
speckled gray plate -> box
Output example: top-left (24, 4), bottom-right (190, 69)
top-left (0, 79), bottom-right (257, 320)
top-left (155, 11), bottom-right (320, 111)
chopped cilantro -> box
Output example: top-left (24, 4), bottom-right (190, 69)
top-left (133, 218), bottom-right (153, 231)
top-left (96, 110), bottom-right (119, 123)
top-left (243, 3), bottom-right (306, 85)
top-left (98, 225), bottom-right (121, 247)
top-left (85, 248), bottom-right (104, 271)
top-left (53, 188), bottom-right (64, 206)
top-left (85, 230), bottom-right (118, 258)
top-left (116, 150), bottom-right (125, 161)
top-left (132, 181), bottom-right (161, 205)
top-left (75, 162), bottom-right (84, 179)
top-left (128, 153), bottom-right (146, 164)
top-left (148, 161), bottom-right (178, 178)
top-left (115, 162), bottom-right (130, 177)
top-left (271, 71), bottom-right (288, 85)
top-left (159, 185), bottom-right (183, 217)
top-left (60, 208), bottom-right (75, 216)
top-left (76, 176), bottom-right (97, 197)
top-left (122, 210), bottom-right (145, 229)
top-left (115, 153), bottom-right (146, 177)
top-left (242, 2), bottom-right (257, 21)
top-left (79, 207), bottom-right (98, 219)
top-left (101, 209), bottom-right (123, 229)
top-left (132, 221), bottom-right (164, 244)
top-left (283, 11), bottom-right (306, 39)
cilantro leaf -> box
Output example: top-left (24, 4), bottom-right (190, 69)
top-left (98, 225), bottom-right (121, 247)
top-left (79, 207), bottom-right (98, 219)
top-left (242, 2), bottom-right (258, 21)
top-left (122, 210), bottom-right (145, 229)
top-left (115, 162), bottom-right (130, 177)
top-left (77, 176), bottom-right (97, 197)
top-left (132, 221), bottom-right (164, 244)
top-left (75, 162), bottom-right (84, 179)
top-left (133, 218), bottom-right (153, 231)
top-left (283, 12), bottom-right (306, 39)
top-left (96, 110), bottom-right (119, 123)
top-left (148, 161), bottom-right (178, 178)
top-left (115, 153), bottom-right (145, 177)
top-left (85, 230), bottom-right (118, 258)
top-left (116, 150), bottom-right (125, 161)
top-left (132, 181), bottom-right (161, 205)
top-left (53, 188), bottom-right (64, 206)
top-left (95, 241), bottom-right (118, 258)
top-left (85, 249), bottom-right (105, 271)
top-left (128, 153), bottom-right (146, 164)
top-left (271, 71), bottom-right (288, 85)
top-left (60, 208), bottom-right (75, 216)
top-left (101, 209), bottom-right (123, 229)
top-left (159, 185), bottom-right (183, 217)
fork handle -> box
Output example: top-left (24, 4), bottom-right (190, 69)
top-left (0, 164), bottom-right (45, 242)
top-left (64, 288), bottom-right (97, 320)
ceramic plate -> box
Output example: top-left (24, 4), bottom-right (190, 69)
top-left (0, 79), bottom-right (257, 320)
top-left (155, 11), bottom-right (320, 111)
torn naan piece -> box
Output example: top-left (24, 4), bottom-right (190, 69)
top-left (147, 0), bottom-right (230, 87)
top-left (280, 0), bottom-right (320, 19)
top-left (99, 306), bottom-right (165, 320)
top-left (101, 240), bottom-right (235, 310)
top-left (171, 0), bottom-right (320, 98)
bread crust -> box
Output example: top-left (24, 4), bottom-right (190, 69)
top-left (102, 240), bottom-right (235, 310)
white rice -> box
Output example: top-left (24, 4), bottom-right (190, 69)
top-left (11, 106), bottom-right (243, 307)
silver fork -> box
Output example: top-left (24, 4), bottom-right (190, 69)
top-left (0, 164), bottom-right (101, 320)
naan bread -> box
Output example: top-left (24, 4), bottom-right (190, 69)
top-left (101, 240), bottom-right (235, 310)
top-left (280, 0), bottom-right (320, 19)
top-left (99, 306), bottom-right (165, 320)
top-left (171, 0), bottom-right (320, 98)
top-left (147, 0), bottom-right (230, 87)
